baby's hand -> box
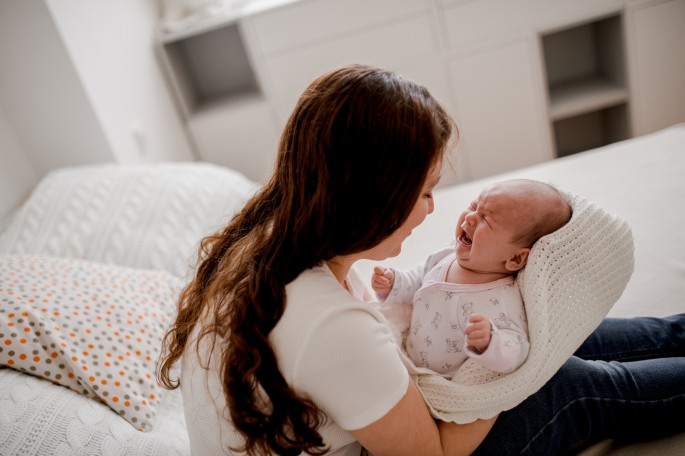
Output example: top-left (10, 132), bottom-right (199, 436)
top-left (465, 313), bottom-right (492, 353)
top-left (371, 267), bottom-right (395, 301)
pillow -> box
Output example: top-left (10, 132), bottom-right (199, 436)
top-left (0, 162), bottom-right (258, 279)
top-left (0, 254), bottom-right (183, 431)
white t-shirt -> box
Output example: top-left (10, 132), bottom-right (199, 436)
top-left (181, 263), bottom-right (409, 455)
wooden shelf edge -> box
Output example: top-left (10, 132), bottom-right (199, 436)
top-left (548, 78), bottom-right (629, 121)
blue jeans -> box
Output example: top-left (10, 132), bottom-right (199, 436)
top-left (472, 314), bottom-right (685, 455)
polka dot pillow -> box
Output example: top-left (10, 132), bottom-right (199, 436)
top-left (0, 254), bottom-right (183, 431)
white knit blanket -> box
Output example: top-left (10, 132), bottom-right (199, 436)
top-left (0, 368), bottom-right (189, 455)
top-left (380, 189), bottom-right (635, 423)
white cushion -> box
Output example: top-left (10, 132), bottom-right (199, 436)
top-left (0, 162), bottom-right (258, 279)
top-left (0, 254), bottom-right (183, 431)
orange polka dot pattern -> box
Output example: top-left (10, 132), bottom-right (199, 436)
top-left (0, 255), bottom-right (182, 432)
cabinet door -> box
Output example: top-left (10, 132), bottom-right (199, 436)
top-left (447, 38), bottom-right (552, 180)
top-left (629, 0), bottom-right (685, 136)
top-left (188, 98), bottom-right (278, 184)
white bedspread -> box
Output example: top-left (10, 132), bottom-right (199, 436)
top-left (0, 368), bottom-right (189, 455)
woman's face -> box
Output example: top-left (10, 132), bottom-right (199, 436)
top-left (364, 164), bottom-right (442, 261)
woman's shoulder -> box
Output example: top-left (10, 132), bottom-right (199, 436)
top-left (275, 264), bottom-right (401, 372)
top-left (279, 264), bottom-right (390, 342)
top-left (285, 264), bottom-right (373, 314)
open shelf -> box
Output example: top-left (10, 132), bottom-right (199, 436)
top-left (541, 13), bottom-right (630, 156)
top-left (160, 22), bottom-right (261, 117)
top-left (548, 77), bottom-right (628, 121)
top-left (553, 103), bottom-right (629, 157)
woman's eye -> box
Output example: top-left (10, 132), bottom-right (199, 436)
top-left (424, 192), bottom-right (433, 199)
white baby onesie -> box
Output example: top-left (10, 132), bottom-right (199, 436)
top-left (386, 248), bottom-right (530, 376)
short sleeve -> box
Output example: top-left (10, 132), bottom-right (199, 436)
top-left (293, 306), bottom-right (409, 430)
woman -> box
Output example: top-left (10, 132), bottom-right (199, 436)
top-left (159, 64), bottom-right (685, 455)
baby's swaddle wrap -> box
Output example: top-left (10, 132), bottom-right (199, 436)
top-left (379, 188), bottom-right (635, 423)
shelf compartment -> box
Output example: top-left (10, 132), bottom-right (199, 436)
top-left (541, 13), bottom-right (629, 157)
top-left (542, 13), bottom-right (626, 93)
top-left (161, 22), bottom-right (260, 116)
top-left (552, 103), bottom-right (629, 158)
top-left (548, 77), bottom-right (628, 121)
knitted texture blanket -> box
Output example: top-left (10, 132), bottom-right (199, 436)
top-left (379, 189), bottom-right (634, 423)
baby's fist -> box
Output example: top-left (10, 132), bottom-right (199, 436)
top-left (464, 313), bottom-right (492, 353)
top-left (371, 267), bottom-right (394, 301)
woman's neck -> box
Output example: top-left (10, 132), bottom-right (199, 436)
top-left (325, 257), bottom-right (353, 290)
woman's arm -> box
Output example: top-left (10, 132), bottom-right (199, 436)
top-left (438, 415), bottom-right (498, 456)
top-left (350, 381), bottom-right (496, 456)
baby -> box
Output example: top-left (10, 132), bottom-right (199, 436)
top-left (372, 179), bottom-right (572, 376)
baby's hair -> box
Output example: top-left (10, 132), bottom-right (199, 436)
top-left (512, 183), bottom-right (572, 247)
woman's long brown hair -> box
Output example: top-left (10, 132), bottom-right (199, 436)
top-left (158, 64), bottom-right (454, 455)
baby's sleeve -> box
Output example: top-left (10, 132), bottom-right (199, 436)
top-left (383, 246), bottom-right (455, 306)
top-left (464, 322), bottom-right (530, 373)
top-left (382, 265), bottom-right (423, 305)
top-left (464, 285), bottom-right (530, 373)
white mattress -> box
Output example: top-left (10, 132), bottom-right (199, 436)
top-left (0, 367), bottom-right (189, 455)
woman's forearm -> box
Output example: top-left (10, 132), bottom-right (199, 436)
top-left (438, 416), bottom-right (498, 456)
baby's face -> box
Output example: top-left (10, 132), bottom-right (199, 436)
top-left (455, 184), bottom-right (529, 274)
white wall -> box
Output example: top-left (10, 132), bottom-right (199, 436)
top-left (45, 0), bottom-right (195, 164)
top-left (0, 0), bottom-right (114, 177)
top-left (0, 0), bottom-right (195, 186)
top-left (0, 106), bottom-right (37, 218)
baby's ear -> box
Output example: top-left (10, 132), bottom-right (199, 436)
top-left (505, 248), bottom-right (530, 272)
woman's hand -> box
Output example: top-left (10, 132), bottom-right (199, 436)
top-left (438, 415), bottom-right (498, 456)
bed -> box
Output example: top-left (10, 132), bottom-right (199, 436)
top-left (0, 124), bottom-right (683, 455)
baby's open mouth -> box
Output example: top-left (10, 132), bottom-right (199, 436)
top-left (459, 231), bottom-right (472, 245)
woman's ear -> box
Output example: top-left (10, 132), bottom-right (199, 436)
top-left (505, 248), bottom-right (530, 272)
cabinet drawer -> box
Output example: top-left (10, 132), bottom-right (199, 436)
top-left (262, 14), bottom-right (437, 97)
top-left (442, 0), bottom-right (623, 49)
top-left (250, 0), bottom-right (427, 56)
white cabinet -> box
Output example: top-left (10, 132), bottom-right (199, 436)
top-left (627, 0), bottom-right (685, 136)
top-left (540, 13), bottom-right (631, 157)
top-left (189, 96), bottom-right (278, 183)
top-left (157, 20), bottom-right (280, 183)
top-left (156, 0), bottom-right (685, 186)
top-left (447, 39), bottom-right (553, 180)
